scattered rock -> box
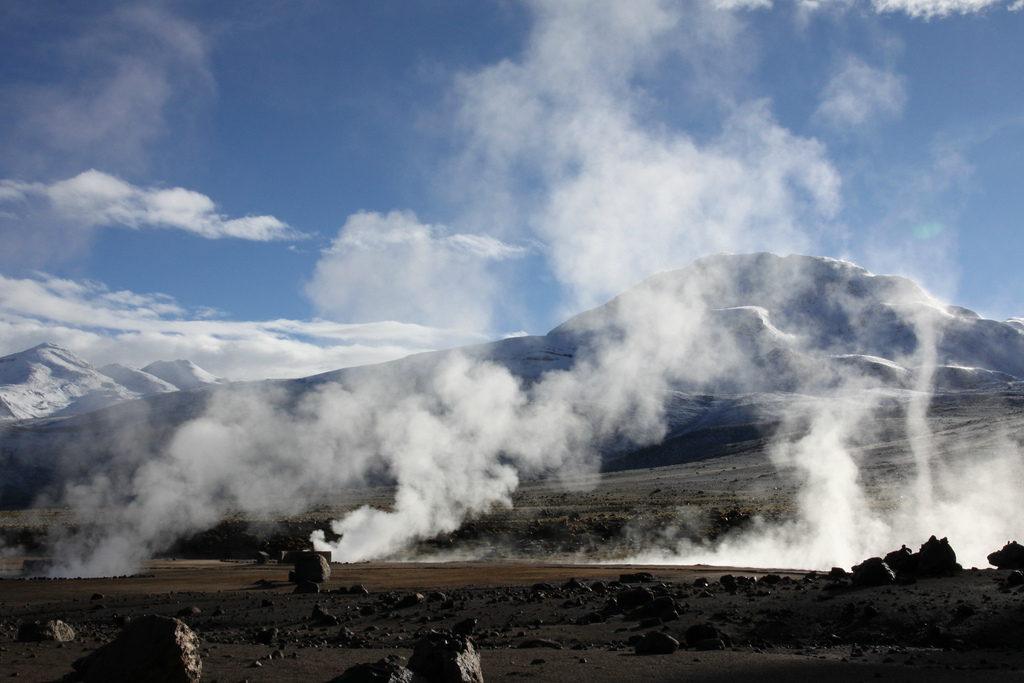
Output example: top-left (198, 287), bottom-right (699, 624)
top-left (254, 627), bottom-right (278, 645)
top-left (175, 606), bottom-right (201, 618)
top-left (634, 630), bottom-right (679, 655)
top-left (988, 541), bottom-right (1024, 570)
top-left (329, 658), bottom-right (426, 683)
top-left (619, 572), bottom-right (655, 583)
top-left (407, 631), bottom-right (484, 683)
top-left (451, 618), bottom-right (477, 636)
top-left (396, 593), bottom-right (425, 609)
top-left (851, 557), bottom-right (896, 587)
top-left (1005, 570), bottom-right (1024, 587)
top-left (517, 638), bottom-right (562, 649)
top-left (917, 536), bottom-right (960, 575)
top-left (293, 553), bottom-right (331, 583)
top-left (685, 623), bottom-right (730, 648)
top-left (71, 615), bottom-right (201, 683)
top-left (293, 580), bottom-right (320, 594)
top-left (883, 545), bottom-right (917, 574)
top-left (616, 587), bottom-right (654, 610)
top-left (17, 620), bottom-right (75, 643)
top-left (632, 595), bottom-right (678, 620)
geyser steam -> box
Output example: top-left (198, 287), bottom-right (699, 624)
top-left (21, 253), bottom-right (1024, 577)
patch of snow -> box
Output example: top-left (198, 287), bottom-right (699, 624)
top-left (141, 359), bottom-right (222, 391)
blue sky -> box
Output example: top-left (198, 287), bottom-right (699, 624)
top-left (1, 0), bottom-right (1022, 379)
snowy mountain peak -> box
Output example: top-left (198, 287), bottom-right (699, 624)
top-left (97, 364), bottom-right (179, 396)
top-left (141, 359), bottom-right (222, 391)
top-left (0, 344), bottom-right (135, 422)
top-left (0, 345), bottom-right (221, 422)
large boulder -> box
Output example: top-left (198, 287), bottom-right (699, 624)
top-left (851, 557), bottom-right (896, 587)
top-left (330, 658), bottom-right (427, 683)
top-left (634, 630), bottom-right (679, 655)
top-left (407, 631), bottom-right (484, 683)
top-left (294, 552), bottom-right (331, 583)
top-left (71, 615), bottom-right (201, 683)
top-left (17, 619), bottom-right (75, 642)
top-left (988, 541), bottom-right (1024, 570)
top-left (917, 536), bottom-right (960, 575)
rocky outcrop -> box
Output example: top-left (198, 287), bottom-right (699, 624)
top-left (70, 615), bottom-right (201, 683)
top-left (17, 619), bottom-right (75, 642)
top-left (988, 541), bottom-right (1024, 570)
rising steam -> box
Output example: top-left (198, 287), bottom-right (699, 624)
top-left (12, 0), bottom-right (1024, 577)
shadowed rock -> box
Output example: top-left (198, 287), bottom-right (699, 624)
top-left (70, 615), bottom-right (201, 683)
top-left (851, 557), bottom-right (896, 587)
top-left (988, 541), bottom-right (1024, 570)
top-left (634, 630), bottom-right (679, 655)
top-left (294, 552), bottom-right (332, 583)
top-left (408, 630), bottom-right (484, 683)
top-left (330, 658), bottom-right (427, 683)
top-left (917, 536), bottom-right (960, 575)
top-left (17, 619), bottom-right (75, 642)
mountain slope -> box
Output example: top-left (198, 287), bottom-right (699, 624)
top-left (0, 344), bottom-right (140, 422)
top-left (3, 253), bottom-right (1023, 508)
top-left (98, 364), bottom-right (179, 396)
top-left (142, 359), bottom-right (223, 391)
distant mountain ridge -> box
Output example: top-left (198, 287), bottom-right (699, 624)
top-left (3, 253), bottom-right (1024, 507)
top-left (0, 344), bottom-right (222, 422)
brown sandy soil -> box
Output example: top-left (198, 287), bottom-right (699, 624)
top-left (2, 559), bottom-right (1023, 682)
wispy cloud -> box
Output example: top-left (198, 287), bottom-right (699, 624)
top-left (0, 170), bottom-right (303, 241)
top-left (0, 271), bottom-right (484, 380)
top-left (308, 210), bottom-right (528, 331)
top-left (869, 0), bottom-right (1014, 18)
top-left (815, 56), bottom-right (906, 129)
top-left (0, 4), bottom-right (212, 177)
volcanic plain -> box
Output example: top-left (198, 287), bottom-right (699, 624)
top-left (3, 450), bottom-right (1024, 682)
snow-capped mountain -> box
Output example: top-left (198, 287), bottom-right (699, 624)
top-left (0, 344), bottom-right (140, 422)
top-left (310, 252), bottom-right (1024, 395)
top-left (98, 364), bottom-right (179, 396)
top-left (3, 253), bottom-right (1023, 507)
top-left (141, 360), bottom-right (223, 391)
top-left (0, 345), bottom-right (221, 422)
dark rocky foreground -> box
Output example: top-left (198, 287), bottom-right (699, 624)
top-left (1, 558), bottom-right (1023, 682)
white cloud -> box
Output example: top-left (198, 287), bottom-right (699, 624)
top-left (870, 0), bottom-right (1010, 17)
top-left (452, 0), bottom-right (841, 313)
top-left (307, 210), bottom-right (528, 331)
top-left (0, 271), bottom-right (484, 380)
top-left (815, 57), bottom-right (907, 129)
top-left (0, 170), bottom-right (302, 241)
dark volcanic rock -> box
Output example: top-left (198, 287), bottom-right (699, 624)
top-left (917, 536), bottom-right (960, 575)
top-left (407, 630), bottom-right (484, 683)
top-left (883, 545), bottom-right (917, 574)
top-left (452, 618), bottom-right (477, 636)
top-left (685, 622), bottom-right (730, 648)
top-left (634, 630), bottom-right (679, 655)
top-left (255, 627), bottom-right (278, 645)
top-left (616, 587), bottom-right (654, 610)
top-left (330, 658), bottom-right (426, 683)
top-left (17, 619), bottom-right (75, 642)
top-left (294, 552), bottom-right (331, 583)
top-left (396, 593), bottom-right (425, 609)
top-left (71, 615), bottom-right (201, 683)
top-left (851, 557), bottom-right (896, 587)
top-left (619, 572), bottom-right (655, 583)
top-left (518, 638), bottom-right (562, 649)
top-left (632, 595), bottom-right (679, 620)
top-left (294, 579), bottom-right (321, 594)
top-left (988, 541), bottom-right (1024, 570)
